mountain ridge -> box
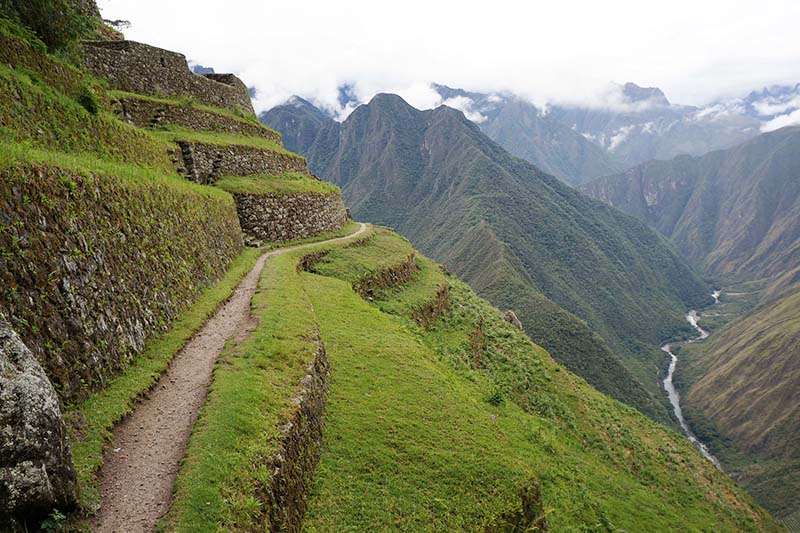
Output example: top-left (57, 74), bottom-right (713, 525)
top-left (262, 92), bottom-right (712, 425)
top-left (582, 126), bottom-right (800, 277)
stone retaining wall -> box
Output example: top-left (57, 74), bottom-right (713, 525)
top-left (178, 142), bottom-right (309, 184)
top-left (353, 253), bottom-right (418, 298)
top-left (82, 40), bottom-right (254, 116)
top-left (113, 96), bottom-right (282, 144)
top-left (0, 162), bottom-right (243, 404)
top-left (233, 192), bottom-right (349, 243)
top-left (264, 335), bottom-right (329, 532)
top-left (411, 283), bottom-right (450, 327)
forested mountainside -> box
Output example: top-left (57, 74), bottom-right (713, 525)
top-left (262, 93), bottom-right (711, 424)
top-left (582, 126), bottom-right (800, 277)
top-left (583, 126), bottom-right (800, 525)
top-left (429, 84), bottom-right (623, 186)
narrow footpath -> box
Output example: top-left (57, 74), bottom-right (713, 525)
top-left (91, 223), bottom-right (367, 533)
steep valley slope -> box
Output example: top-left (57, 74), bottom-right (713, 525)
top-left (582, 126), bottom-right (800, 277)
top-left (262, 93), bottom-right (712, 426)
top-left (583, 127), bottom-right (800, 524)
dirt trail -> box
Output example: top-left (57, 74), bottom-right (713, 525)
top-left (91, 223), bottom-right (367, 533)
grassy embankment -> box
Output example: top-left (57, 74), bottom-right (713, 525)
top-left (164, 228), bottom-right (779, 532)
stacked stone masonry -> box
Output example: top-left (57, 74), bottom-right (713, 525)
top-left (82, 40), bottom-right (255, 116)
top-left (0, 162), bottom-right (243, 404)
top-left (265, 336), bottom-right (329, 531)
top-left (233, 192), bottom-right (349, 243)
top-left (178, 142), bottom-right (310, 184)
top-left (113, 96), bottom-right (282, 144)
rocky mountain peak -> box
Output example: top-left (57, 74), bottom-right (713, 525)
top-left (622, 82), bottom-right (670, 106)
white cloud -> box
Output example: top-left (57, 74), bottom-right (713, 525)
top-left (608, 125), bottom-right (634, 151)
top-left (440, 96), bottom-right (487, 123)
top-left (761, 108), bottom-right (800, 131)
top-left (96, 0), bottom-right (800, 115)
top-left (752, 94), bottom-right (800, 116)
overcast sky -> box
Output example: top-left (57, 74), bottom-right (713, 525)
top-left (97, 0), bottom-right (800, 117)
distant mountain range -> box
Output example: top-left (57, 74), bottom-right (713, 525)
top-left (430, 84), bottom-right (623, 186)
top-left (582, 126), bottom-right (800, 277)
top-left (265, 80), bottom-right (799, 185)
top-left (547, 83), bottom-right (762, 170)
top-left (262, 93), bottom-right (711, 424)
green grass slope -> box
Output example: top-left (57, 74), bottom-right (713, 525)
top-left (163, 227), bottom-right (777, 531)
top-left (301, 229), bottom-right (775, 531)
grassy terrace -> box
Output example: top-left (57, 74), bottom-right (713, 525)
top-left (300, 232), bottom-right (777, 531)
top-left (163, 228), bottom-right (369, 531)
top-left (107, 90), bottom-right (273, 128)
top-left (0, 18), bottom-right (89, 99)
top-left (151, 126), bottom-right (299, 157)
top-left (308, 228), bottom-right (416, 291)
top-left (162, 228), bottom-right (777, 531)
top-left (215, 173), bottom-right (339, 196)
top-left (0, 141), bottom-right (210, 197)
top-left (164, 251), bottom-right (321, 531)
top-left (0, 64), bottom-right (175, 172)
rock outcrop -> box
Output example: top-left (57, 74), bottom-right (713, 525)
top-left (0, 318), bottom-right (76, 523)
top-left (504, 310), bottom-right (523, 330)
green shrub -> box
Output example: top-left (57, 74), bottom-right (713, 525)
top-left (0, 0), bottom-right (95, 50)
top-left (76, 83), bottom-right (99, 114)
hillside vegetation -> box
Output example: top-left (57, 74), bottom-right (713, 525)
top-left (164, 227), bottom-right (778, 531)
top-left (262, 93), bottom-right (712, 425)
top-left (0, 6), bottom-right (786, 531)
top-left (0, 13), bottom-right (346, 527)
top-left (582, 126), bottom-right (800, 277)
top-left (676, 282), bottom-right (800, 524)
top-left (583, 126), bottom-right (800, 523)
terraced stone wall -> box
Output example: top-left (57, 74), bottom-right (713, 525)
top-left (0, 162), bottom-right (243, 403)
top-left (232, 192), bottom-right (349, 243)
top-left (113, 96), bottom-right (282, 144)
top-left (82, 40), bottom-right (254, 116)
top-left (178, 142), bottom-right (310, 184)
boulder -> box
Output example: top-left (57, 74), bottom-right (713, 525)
top-left (0, 318), bottom-right (76, 522)
top-left (504, 310), bottom-right (523, 330)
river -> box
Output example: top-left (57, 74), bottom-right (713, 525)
top-left (661, 290), bottom-right (722, 468)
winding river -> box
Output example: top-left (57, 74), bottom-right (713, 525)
top-left (661, 291), bottom-right (722, 468)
